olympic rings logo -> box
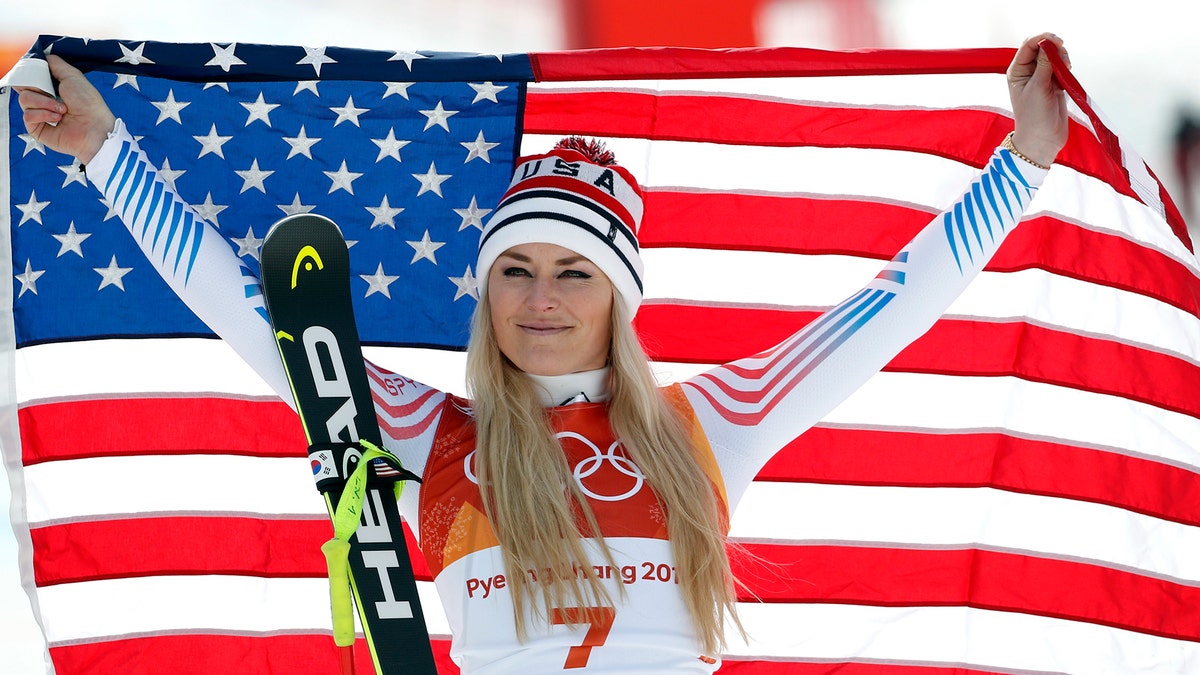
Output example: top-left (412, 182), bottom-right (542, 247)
top-left (560, 431), bottom-right (645, 502)
top-left (462, 432), bottom-right (646, 502)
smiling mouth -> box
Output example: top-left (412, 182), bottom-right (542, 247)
top-left (519, 324), bottom-right (568, 335)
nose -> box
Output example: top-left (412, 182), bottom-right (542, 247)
top-left (525, 276), bottom-right (559, 312)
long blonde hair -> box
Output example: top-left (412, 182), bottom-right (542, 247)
top-left (464, 294), bottom-right (739, 654)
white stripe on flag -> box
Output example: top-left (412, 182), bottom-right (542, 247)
top-left (36, 576), bottom-right (449, 644)
top-left (731, 482), bottom-right (1199, 582)
top-left (15, 340), bottom-right (472, 403)
top-left (522, 136), bottom-right (980, 208)
top-left (23, 455), bottom-right (324, 524)
top-left (16, 338), bottom-right (277, 403)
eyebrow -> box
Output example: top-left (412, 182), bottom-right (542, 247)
top-left (500, 251), bottom-right (591, 266)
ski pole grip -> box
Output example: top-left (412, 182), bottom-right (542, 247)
top-left (321, 538), bottom-right (356, 647)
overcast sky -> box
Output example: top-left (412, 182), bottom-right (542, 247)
top-left (3, 1), bottom-right (1196, 672)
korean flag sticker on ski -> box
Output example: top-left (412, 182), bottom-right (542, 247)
top-left (311, 450), bottom-right (337, 481)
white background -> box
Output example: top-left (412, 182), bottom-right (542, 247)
top-left (3, 1), bottom-right (1197, 672)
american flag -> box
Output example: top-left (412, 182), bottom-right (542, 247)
top-left (3, 35), bottom-right (1199, 674)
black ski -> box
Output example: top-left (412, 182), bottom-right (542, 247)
top-left (260, 214), bottom-right (437, 675)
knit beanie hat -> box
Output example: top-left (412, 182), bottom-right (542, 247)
top-left (475, 137), bottom-right (645, 321)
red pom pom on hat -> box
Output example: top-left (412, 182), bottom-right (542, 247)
top-left (553, 136), bottom-right (618, 166)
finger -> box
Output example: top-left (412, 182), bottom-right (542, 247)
top-left (1041, 38), bottom-right (1070, 70)
top-left (1008, 36), bottom-right (1045, 80)
top-left (1025, 43), bottom-right (1067, 94)
top-left (15, 87), bottom-right (65, 117)
top-left (1028, 31), bottom-right (1061, 48)
top-left (1053, 44), bottom-right (1071, 70)
top-left (45, 54), bottom-right (84, 82)
top-left (1010, 33), bottom-right (1069, 87)
top-left (15, 84), bottom-right (61, 104)
top-left (22, 106), bottom-right (63, 127)
top-left (1032, 39), bottom-right (1070, 94)
top-left (1019, 33), bottom-right (1054, 61)
top-left (1032, 34), bottom-right (1071, 71)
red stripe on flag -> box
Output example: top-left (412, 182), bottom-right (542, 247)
top-left (642, 190), bottom-right (929, 255)
top-left (31, 517), bottom-right (433, 586)
top-left (48, 634), bottom-right (459, 675)
top-left (636, 305), bottom-right (1200, 421)
top-left (769, 426), bottom-right (1200, 528)
top-left (899, 319), bottom-right (1200, 420)
top-left (731, 543), bottom-right (1200, 642)
top-left (526, 90), bottom-right (1012, 160)
top-left (19, 397), bottom-right (304, 465)
top-left (530, 46), bottom-right (1016, 81)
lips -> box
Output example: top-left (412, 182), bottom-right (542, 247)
top-left (518, 323), bottom-right (569, 335)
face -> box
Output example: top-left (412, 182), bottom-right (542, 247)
top-left (487, 242), bottom-right (614, 376)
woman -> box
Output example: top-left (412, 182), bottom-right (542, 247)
top-left (18, 33), bottom-right (1069, 673)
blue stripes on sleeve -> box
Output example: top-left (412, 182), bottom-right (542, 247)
top-left (106, 141), bottom-right (208, 286)
top-left (944, 152), bottom-right (1037, 274)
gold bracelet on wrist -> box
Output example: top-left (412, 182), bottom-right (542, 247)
top-left (1001, 131), bottom-right (1050, 171)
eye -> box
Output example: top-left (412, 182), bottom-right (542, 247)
top-left (502, 266), bottom-right (531, 277)
top-left (559, 269), bottom-right (592, 279)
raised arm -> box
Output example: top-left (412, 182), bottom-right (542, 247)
top-left (1007, 33), bottom-right (1070, 168)
top-left (686, 34), bottom-right (1071, 506)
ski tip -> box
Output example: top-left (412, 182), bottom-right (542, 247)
top-left (264, 213), bottom-right (344, 241)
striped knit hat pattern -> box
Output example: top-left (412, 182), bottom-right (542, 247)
top-left (475, 137), bottom-right (645, 321)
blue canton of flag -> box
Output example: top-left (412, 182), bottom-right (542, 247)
top-left (9, 36), bottom-right (531, 349)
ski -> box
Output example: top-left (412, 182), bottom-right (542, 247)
top-left (260, 213), bottom-right (437, 675)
